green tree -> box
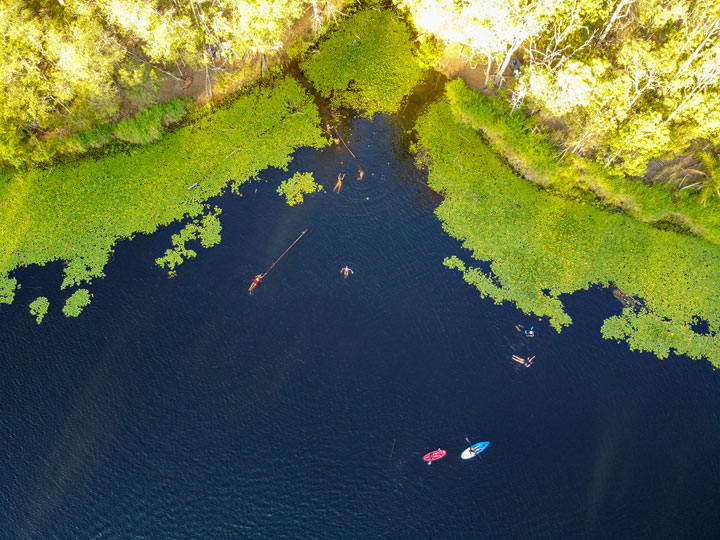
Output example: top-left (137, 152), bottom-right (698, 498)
top-left (397, 0), bottom-right (559, 86)
top-left (0, 0), bottom-right (318, 167)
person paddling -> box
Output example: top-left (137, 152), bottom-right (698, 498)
top-left (249, 274), bottom-right (264, 292)
top-left (248, 229), bottom-right (308, 293)
top-left (341, 266), bottom-right (354, 279)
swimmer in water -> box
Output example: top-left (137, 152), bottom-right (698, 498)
top-left (357, 168), bottom-right (364, 181)
top-left (340, 266), bottom-right (354, 279)
top-left (334, 173), bottom-right (345, 194)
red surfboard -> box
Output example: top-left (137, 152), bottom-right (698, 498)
top-left (423, 449), bottom-right (447, 462)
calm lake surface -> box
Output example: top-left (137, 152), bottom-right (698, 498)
top-left (1, 114), bottom-right (719, 539)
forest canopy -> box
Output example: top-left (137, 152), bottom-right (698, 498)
top-left (398, 0), bottom-right (720, 195)
top-left (3, 0), bottom-right (719, 195)
top-left (0, 0), bottom-right (324, 167)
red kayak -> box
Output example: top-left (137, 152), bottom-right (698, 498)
top-left (423, 448), bottom-right (447, 462)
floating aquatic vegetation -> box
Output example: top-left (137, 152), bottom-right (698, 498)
top-left (62, 289), bottom-right (92, 318)
top-left (413, 93), bottom-right (720, 366)
top-left (29, 297), bottom-right (49, 324)
top-left (277, 172), bottom-right (323, 206)
top-left (0, 76), bottom-right (327, 317)
top-left (155, 208), bottom-right (223, 274)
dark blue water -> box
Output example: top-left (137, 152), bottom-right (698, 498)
top-left (1, 115), bottom-right (719, 539)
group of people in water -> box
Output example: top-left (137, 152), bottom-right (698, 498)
top-left (248, 164), bottom-right (363, 292)
top-left (512, 325), bottom-right (536, 367)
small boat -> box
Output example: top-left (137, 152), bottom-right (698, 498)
top-left (423, 448), bottom-right (447, 463)
top-left (461, 441), bottom-right (489, 460)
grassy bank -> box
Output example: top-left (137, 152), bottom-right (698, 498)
top-left (412, 92), bottom-right (720, 367)
top-left (443, 79), bottom-right (720, 246)
top-left (0, 76), bottom-right (327, 306)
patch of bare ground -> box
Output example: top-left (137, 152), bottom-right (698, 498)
top-left (644, 151), bottom-right (707, 189)
top-left (436, 44), bottom-right (530, 95)
top-left (436, 44), bottom-right (489, 92)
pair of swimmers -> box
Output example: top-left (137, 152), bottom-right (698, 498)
top-left (512, 355), bottom-right (535, 367)
top-left (333, 169), bottom-right (364, 193)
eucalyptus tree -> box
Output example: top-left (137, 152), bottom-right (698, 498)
top-left (0, 0), bottom-right (123, 165)
top-left (520, 0), bottom-right (720, 177)
top-left (0, 0), bottom-right (317, 167)
top-left (396, 0), bottom-right (558, 87)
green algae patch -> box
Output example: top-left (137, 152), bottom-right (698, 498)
top-left (413, 95), bottom-right (720, 367)
top-left (0, 76), bottom-right (328, 311)
top-left (62, 289), bottom-right (92, 318)
top-left (155, 208), bottom-right (222, 275)
top-left (277, 172), bottom-right (323, 206)
top-left (29, 297), bottom-right (49, 324)
top-left (301, 9), bottom-right (427, 116)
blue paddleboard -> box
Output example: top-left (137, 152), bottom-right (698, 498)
top-left (461, 441), bottom-right (489, 459)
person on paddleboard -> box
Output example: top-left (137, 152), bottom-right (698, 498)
top-left (341, 266), bottom-right (354, 279)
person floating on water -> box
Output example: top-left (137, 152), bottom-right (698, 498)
top-left (512, 354), bottom-right (535, 367)
top-left (515, 324), bottom-right (535, 337)
top-left (249, 274), bottom-right (264, 292)
top-left (169, 271), bottom-right (177, 279)
top-left (357, 168), bottom-right (364, 181)
top-left (334, 173), bottom-right (345, 194)
top-left (341, 266), bottom-right (354, 279)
